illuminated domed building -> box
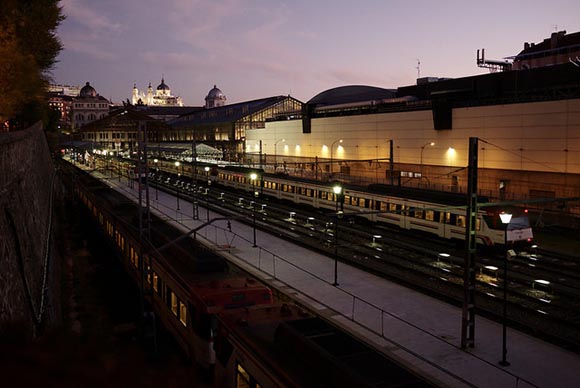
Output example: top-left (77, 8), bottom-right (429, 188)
top-left (205, 85), bottom-right (227, 108)
top-left (132, 77), bottom-right (184, 106)
top-left (71, 82), bottom-right (110, 129)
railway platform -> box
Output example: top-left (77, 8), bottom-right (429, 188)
top-left (82, 164), bottom-right (580, 388)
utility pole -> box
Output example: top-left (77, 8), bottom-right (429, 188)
top-left (462, 137), bottom-right (478, 349)
top-left (137, 120), bottom-right (156, 351)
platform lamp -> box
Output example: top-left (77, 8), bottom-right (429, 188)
top-left (175, 161), bottom-right (180, 211)
top-left (153, 158), bottom-right (159, 200)
top-left (332, 183), bottom-right (343, 286)
top-left (250, 172), bottom-right (258, 247)
top-left (419, 141), bottom-right (435, 177)
top-left (499, 211), bottom-right (512, 367)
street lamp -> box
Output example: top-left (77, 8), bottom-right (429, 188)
top-left (332, 183), bottom-right (343, 286)
top-left (499, 211), bottom-right (512, 367)
top-left (153, 158), bottom-right (159, 200)
top-left (419, 141), bottom-right (435, 177)
top-left (330, 139), bottom-right (343, 177)
top-left (250, 172), bottom-right (258, 247)
top-left (175, 161), bottom-right (181, 210)
top-left (274, 139), bottom-right (285, 170)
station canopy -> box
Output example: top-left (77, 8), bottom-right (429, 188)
top-left (147, 142), bottom-right (223, 160)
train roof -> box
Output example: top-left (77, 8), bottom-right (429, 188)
top-left (219, 304), bottom-right (432, 387)
top-left (191, 276), bottom-right (272, 313)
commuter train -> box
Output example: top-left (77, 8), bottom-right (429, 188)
top-left (148, 158), bottom-right (533, 247)
top-left (65, 161), bottom-right (434, 387)
top-left (69, 164), bottom-right (273, 369)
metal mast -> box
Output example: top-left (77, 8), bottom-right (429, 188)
top-left (462, 137), bottom-right (479, 348)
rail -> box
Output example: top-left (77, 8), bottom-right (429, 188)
top-left (79, 160), bottom-right (539, 388)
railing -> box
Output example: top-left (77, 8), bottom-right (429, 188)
top-left (149, 199), bottom-right (536, 388)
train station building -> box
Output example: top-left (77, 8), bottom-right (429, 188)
top-left (244, 54), bottom-right (580, 218)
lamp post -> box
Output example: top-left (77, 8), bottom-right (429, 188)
top-left (250, 172), bottom-right (258, 247)
top-left (153, 158), bottom-right (159, 200)
top-left (419, 141), bottom-right (435, 178)
top-left (332, 183), bottom-right (343, 286)
top-left (274, 138), bottom-right (285, 170)
top-left (175, 161), bottom-right (181, 211)
top-left (330, 139), bottom-right (343, 177)
top-left (499, 211), bottom-right (512, 367)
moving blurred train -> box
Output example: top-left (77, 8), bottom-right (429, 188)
top-left (147, 158), bottom-right (533, 247)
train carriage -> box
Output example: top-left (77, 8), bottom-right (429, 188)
top-left (214, 304), bottom-right (434, 388)
top-left (71, 166), bottom-right (273, 369)
top-left (145, 158), bottom-right (532, 246)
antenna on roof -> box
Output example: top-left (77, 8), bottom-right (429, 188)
top-left (416, 59), bottom-right (421, 79)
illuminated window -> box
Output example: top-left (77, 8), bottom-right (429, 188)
top-left (415, 209), bottom-right (424, 219)
top-left (153, 272), bottom-right (159, 293)
top-left (425, 210), bottom-right (435, 221)
top-left (170, 292), bottom-right (178, 316)
top-left (179, 302), bottom-right (187, 327)
top-left (457, 215), bottom-right (466, 227)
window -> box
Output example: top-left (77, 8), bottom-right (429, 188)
top-left (169, 290), bottom-right (178, 316)
top-left (179, 301), bottom-right (187, 327)
top-left (236, 363), bottom-right (261, 388)
top-left (153, 272), bottom-right (159, 293)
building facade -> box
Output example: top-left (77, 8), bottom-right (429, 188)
top-left (131, 78), bottom-right (184, 107)
top-left (71, 82), bottom-right (110, 130)
top-left (244, 63), bottom-right (580, 210)
top-left (169, 94), bottom-right (303, 162)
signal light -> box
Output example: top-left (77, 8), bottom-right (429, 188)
top-left (524, 209), bottom-right (528, 214)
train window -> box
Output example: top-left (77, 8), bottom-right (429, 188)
top-left (306, 188), bottom-right (312, 197)
top-left (414, 209), bottom-right (424, 219)
top-left (236, 362), bottom-right (261, 388)
top-left (153, 272), bottom-right (159, 293)
top-left (456, 215), bottom-right (466, 227)
top-left (130, 247), bottom-right (139, 268)
top-left (448, 213), bottom-right (456, 225)
top-left (389, 203), bottom-right (397, 213)
top-left (320, 191), bottom-right (328, 200)
top-left (170, 291), bottom-right (178, 316)
top-left (425, 210), bottom-right (435, 221)
top-left (476, 218), bottom-right (481, 231)
top-left (179, 301), bottom-right (187, 327)
top-left (379, 202), bottom-right (387, 212)
top-left (146, 264), bottom-right (151, 284)
top-left (344, 194), bottom-right (351, 204)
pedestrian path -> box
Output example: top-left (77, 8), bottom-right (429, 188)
top-left (88, 166), bottom-right (580, 388)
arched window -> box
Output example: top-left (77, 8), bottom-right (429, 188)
top-left (88, 113), bottom-right (96, 120)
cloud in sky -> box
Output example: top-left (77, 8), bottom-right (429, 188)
top-left (53, 0), bottom-right (580, 104)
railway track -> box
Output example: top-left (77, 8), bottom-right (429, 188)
top-left (132, 168), bottom-right (580, 351)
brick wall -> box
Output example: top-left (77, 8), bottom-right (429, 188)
top-left (0, 123), bottom-right (62, 336)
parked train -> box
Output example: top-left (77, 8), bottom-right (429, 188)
top-left (147, 158), bottom-right (533, 247)
top-left (68, 164), bottom-right (273, 369)
top-left (64, 161), bottom-right (435, 387)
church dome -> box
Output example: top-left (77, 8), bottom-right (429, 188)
top-left (207, 85), bottom-right (225, 99)
top-left (157, 78), bottom-right (170, 91)
top-left (79, 82), bottom-right (97, 98)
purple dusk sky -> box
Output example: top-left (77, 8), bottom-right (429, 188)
top-left (52, 0), bottom-right (580, 105)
